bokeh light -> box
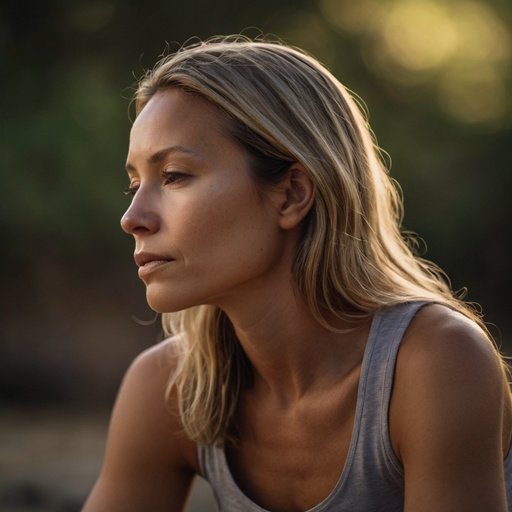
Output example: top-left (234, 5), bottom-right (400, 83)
top-left (382, 1), bottom-right (458, 72)
top-left (321, 0), bottom-right (511, 125)
top-left (1, 2), bottom-right (511, 510)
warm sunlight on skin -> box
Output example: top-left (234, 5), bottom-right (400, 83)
top-left (83, 39), bottom-right (512, 512)
top-left (121, 89), bottom-right (292, 314)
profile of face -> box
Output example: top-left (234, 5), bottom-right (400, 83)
top-left (121, 89), bottom-right (296, 313)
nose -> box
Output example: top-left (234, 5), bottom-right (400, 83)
top-left (120, 192), bottom-right (160, 235)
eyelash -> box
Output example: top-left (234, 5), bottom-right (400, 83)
top-left (123, 184), bottom-right (138, 196)
top-left (162, 170), bottom-right (189, 185)
top-left (123, 171), bottom-right (189, 196)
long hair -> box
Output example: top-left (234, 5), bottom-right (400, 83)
top-left (133, 35), bottom-right (500, 445)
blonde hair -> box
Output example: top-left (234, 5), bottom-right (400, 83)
top-left (134, 35), bottom-right (496, 444)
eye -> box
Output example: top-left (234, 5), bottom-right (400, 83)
top-left (162, 170), bottom-right (190, 186)
top-left (123, 181), bottom-right (139, 196)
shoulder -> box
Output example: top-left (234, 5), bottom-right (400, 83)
top-left (125, 335), bottom-right (182, 388)
top-left (390, 301), bottom-right (511, 461)
top-left (82, 337), bottom-right (198, 511)
top-left (388, 303), bottom-right (512, 510)
top-left (118, 335), bottom-right (181, 417)
top-left (397, 303), bottom-right (505, 379)
top-left (395, 303), bottom-right (508, 396)
top-left (111, 335), bottom-right (197, 469)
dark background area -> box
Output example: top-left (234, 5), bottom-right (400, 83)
top-left (0, 0), bottom-right (510, 510)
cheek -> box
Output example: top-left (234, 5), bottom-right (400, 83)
top-left (217, 219), bottom-right (283, 291)
top-left (144, 179), bottom-right (286, 313)
top-left (179, 190), bottom-right (281, 271)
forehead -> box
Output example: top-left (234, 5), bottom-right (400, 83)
top-left (129, 88), bottom-right (230, 154)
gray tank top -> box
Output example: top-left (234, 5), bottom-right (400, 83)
top-left (198, 301), bottom-right (512, 511)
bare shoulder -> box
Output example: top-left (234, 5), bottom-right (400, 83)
top-left (125, 335), bottom-right (182, 395)
top-left (82, 337), bottom-right (198, 512)
top-left (398, 303), bottom-right (506, 378)
top-left (107, 335), bottom-right (197, 470)
top-left (395, 304), bottom-right (510, 403)
top-left (118, 336), bottom-right (181, 417)
top-left (393, 303), bottom-right (511, 424)
top-left (395, 304), bottom-right (510, 430)
top-left (389, 303), bottom-right (512, 510)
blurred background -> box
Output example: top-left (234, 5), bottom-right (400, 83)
top-left (0, 0), bottom-right (511, 510)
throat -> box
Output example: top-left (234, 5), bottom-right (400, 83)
top-left (235, 318), bottom-right (372, 405)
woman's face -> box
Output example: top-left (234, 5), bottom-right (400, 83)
top-left (121, 88), bottom-right (288, 313)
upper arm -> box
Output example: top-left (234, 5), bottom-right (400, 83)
top-left (82, 339), bottom-right (197, 512)
top-left (391, 305), bottom-right (511, 512)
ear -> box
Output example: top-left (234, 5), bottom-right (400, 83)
top-left (276, 164), bottom-right (315, 230)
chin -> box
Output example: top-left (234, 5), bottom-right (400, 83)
top-left (146, 294), bottom-right (181, 314)
top-left (145, 286), bottom-right (199, 314)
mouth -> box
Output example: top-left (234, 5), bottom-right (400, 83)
top-left (134, 252), bottom-right (175, 278)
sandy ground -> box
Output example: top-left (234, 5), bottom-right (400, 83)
top-left (0, 406), bottom-right (216, 511)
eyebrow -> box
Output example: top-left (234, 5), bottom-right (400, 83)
top-left (125, 145), bottom-right (201, 173)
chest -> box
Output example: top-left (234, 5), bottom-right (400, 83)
top-left (225, 375), bottom-right (360, 511)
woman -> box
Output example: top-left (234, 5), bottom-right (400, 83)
top-left (83, 36), bottom-right (512, 511)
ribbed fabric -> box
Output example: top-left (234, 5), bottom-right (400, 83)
top-left (198, 301), bottom-right (512, 511)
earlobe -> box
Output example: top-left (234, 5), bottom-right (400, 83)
top-left (278, 165), bottom-right (315, 230)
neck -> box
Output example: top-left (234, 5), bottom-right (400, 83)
top-left (219, 284), bottom-right (371, 406)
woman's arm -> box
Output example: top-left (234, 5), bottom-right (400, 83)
top-left (391, 305), bottom-right (511, 512)
top-left (82, 339), bottom-right (197, 512)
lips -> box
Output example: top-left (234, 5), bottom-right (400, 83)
top-left (134, 251), bottom-right (174, 267)
top-left (134, 252), bottom-right (175, 278)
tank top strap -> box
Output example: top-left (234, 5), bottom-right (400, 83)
top-left (346, 300), bottom-right (430, 487)
top-left (197, 301), bottom-right (431, 511)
